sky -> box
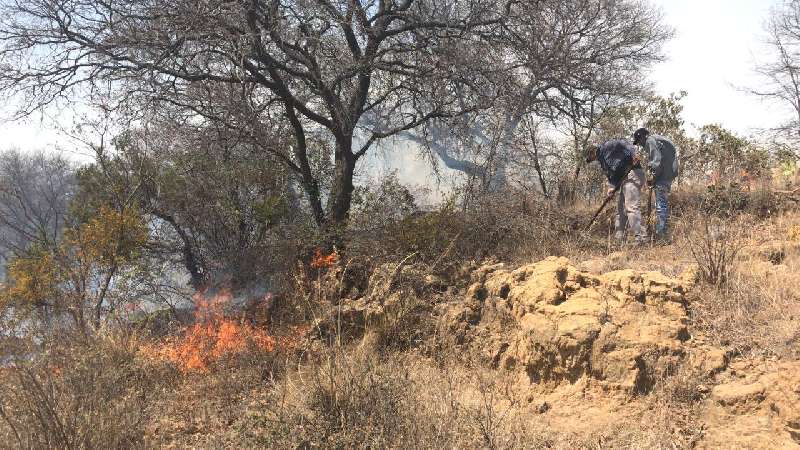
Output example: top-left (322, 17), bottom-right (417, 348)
top-left (1, 113), bottom-right (63, 154)
top-left (0, 0), bottom-right (788, 153)
top-left (650, 0), bottom-right (782, 136)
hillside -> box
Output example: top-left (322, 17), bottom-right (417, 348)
top-left (2, 192), bottom-right (798, 449)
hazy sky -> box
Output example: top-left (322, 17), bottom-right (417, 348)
top-left (0, 0), bottom-right (788, 153)
top-left (651, 0), bottom-right (781, 135)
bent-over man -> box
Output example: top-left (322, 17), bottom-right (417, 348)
top-left (586, 139), bottom-right (647, 244)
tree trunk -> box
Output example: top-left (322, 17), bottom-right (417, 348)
top-left (533, 156), bottom-right (549, 197)
top-left (327, 135), bottom-right (357, 230)
top-left (153, 210), bottom-right (208, 289)
top-left (284, 104), bottom-right (326, 227)
top-left (299, 173), bottom-right (325, 227)
top-left (94, 266), bottom-right (116, 329)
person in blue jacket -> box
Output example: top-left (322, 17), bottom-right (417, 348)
top-left (586, 139), bottom-right (646, 243)
top-left (632, 128), bottom-right (679, 240)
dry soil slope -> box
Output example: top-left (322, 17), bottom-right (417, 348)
top-left (440, 256), bottom-right (800, 448)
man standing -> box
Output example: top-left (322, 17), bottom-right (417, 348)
top-left (586, 139), bottom-right (647, 243)
top-left (632, 128), bottom-right (679, 241)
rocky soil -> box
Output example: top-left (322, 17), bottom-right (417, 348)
top-left (317, 251), bottom-right (800, 448)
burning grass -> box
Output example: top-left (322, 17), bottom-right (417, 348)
top-left (311, 248), bottom-right (338, 269)
top-left (142, 288), bottom-right (307, 373)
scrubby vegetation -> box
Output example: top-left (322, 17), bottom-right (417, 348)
top-left (0, 175), bottom-right (797, 449)
top-left (0, 0), bottom-right (799, 448)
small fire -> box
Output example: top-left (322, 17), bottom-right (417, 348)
top-left (310, 248), bottom-right (338, 269)
top-left (142, 288), bottom-right (305, 373)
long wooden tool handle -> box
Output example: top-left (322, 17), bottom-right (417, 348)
top-left (646, 185), bottom-right (654, 234)
top-left (586, 190), bottom-right (617, 231)
top-left (585, 165), bottom-right (634, 232)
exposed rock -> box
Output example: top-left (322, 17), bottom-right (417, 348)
top-left (701, 361), bottom-right (800, 449)
top-left (712, 381), bottom-right (767, 414)
top-left (679, 263), bottom-right (701, 290)
top-left (446, 257), bottom-right (692, 394)
top-left (688, 347), bottom-right (731, 376)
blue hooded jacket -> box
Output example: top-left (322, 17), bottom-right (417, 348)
top-left (597, 139), bottom-right (637, 187)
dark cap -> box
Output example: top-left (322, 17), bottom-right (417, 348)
top-left (632, 128), bottom-right (650, 146)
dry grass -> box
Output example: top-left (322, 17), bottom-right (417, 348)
top-left (2, 187), bottom-right (800, 449)
top-left (166, 348), bottom-right (717, 450)
top-left (678, 209), bottom-right (800, 360)
top-left (0, 332), bottom-right (177, 450)
top-left (229, 350), bottom-right (535, 449)
top-left (690, 266), bottom-right (800, 360)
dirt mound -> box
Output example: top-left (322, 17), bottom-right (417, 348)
top-left (443, 257), bottom-right (696, 393)
top-left (308, 255), bottom-right (799, 447)
top-left (701, 360), bottom-right (800, 449)
top-left (436, 255), bottom-right (800, 447)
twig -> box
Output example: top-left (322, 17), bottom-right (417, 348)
top-left (385, 252), bottom-right (420, 294)
top-left (429, 232), bottom-right (463, 272)
top-left (0, 401), bottom-right (23, 448)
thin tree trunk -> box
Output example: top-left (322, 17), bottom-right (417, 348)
top-left (94, 265), bottom-right (117, 329)
top-left (285, 104), bottom-right (326, 226)
top-left (153, 210), bottom-right (207, 289)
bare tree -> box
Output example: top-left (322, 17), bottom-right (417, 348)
top-left (388, 0), bottom-right (672, 193)
top-left (0, 150), bottom-right (75, 262)
top-left (0, 0), bottom-right (506, 232)
top-left (751, 0), bottom-right (800, 140)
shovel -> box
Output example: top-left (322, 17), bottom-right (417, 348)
top-left (585, 165), bottom-right (634, 232)
top-left (645, 183), bottom-right (654, 237)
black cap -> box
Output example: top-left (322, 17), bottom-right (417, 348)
top-left (633, 128), bottom-right (650, 146)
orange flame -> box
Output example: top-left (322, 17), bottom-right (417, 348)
top-left (141, 288), bottom-right (299, 373)
top-left (311, 248), bottom-right (338, 269)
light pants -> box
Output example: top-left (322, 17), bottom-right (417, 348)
top-left (613, 168), bottom-right (646, 242)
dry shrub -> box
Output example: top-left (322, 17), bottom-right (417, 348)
top-left (364, 295), bottom-right (436, 353)
top-left (349, 187), bottom-right (588, 280)
top-left (681, 212), bottom-right (800, 357)
top-left (454, 191), bottom-right (587, 263)
top-left (240, 351), bottom-right (423, 448)
top-left (346, 173), bottom-right (535, 266)
top-left (683, 211), bottom-right (800, 359)
top-left (680, 213), bottom-right (747, 286)
top-left (670, 184), bottom-right (783, 220)
top-left (0, 332), bottom-right (175, 449)
top-left (235, 351), bottom-right (532, 449)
